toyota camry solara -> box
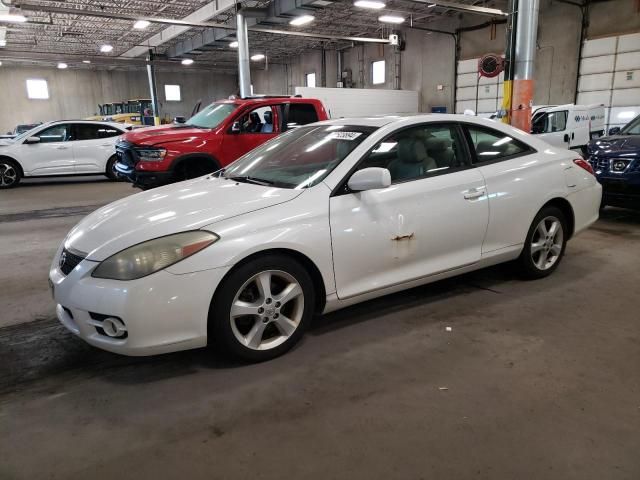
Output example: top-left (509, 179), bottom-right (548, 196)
top-left (50, 115), bottom-right (602, 361)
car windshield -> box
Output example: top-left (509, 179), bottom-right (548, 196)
top-left (620, 115), bottom-right (640, 135)
top-left (186, 103), bottom-right (237, 129)
top-left (222, 125), bottom-right (376, 189)
top-left (11, 124), bottom-right (45, 143)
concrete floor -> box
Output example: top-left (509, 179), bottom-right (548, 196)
top-left (1, 178), bottom-right (639, 479)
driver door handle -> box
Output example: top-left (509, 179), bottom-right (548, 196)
top-left (463, 187), bottom-right (486, 200)
top-left (56, 146), bottom-right (69, 150)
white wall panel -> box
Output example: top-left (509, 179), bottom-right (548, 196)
top-left (579, 55), bottom-right (616, 75)
top-left (613, 70), bottom-right (640, 89)
top-left (581, 37), bottom-right (617, 58)
top-left (578, 72), bottom-right (613, 92)
top-left (609, 106), bottom-right (640, 126)
top-left (457, 59), bottom-right (478, 74)
top-left (617, 33), bottom-right (640, 53)
top-left (457, 73), bottom-right (478, 88)
top-left (611, 87), bottom-right (640, 106)
top-left (615, 52), bottom-right (640, 71)
top-left (577, 90), bottom-right (611, 105)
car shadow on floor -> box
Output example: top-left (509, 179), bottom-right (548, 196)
top-left (18, 176), bottom-right (113, 187)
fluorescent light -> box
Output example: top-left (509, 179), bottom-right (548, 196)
top-left (378, 15), bottom-right (404, 23)
top-left (181, 58), bottom-right (194, 65)
top-left (229, 41), bottom-right (239, 48)
top-left (82, 60), bottom-right (91, 64)
top-left (0, 40), bottom-right (5, 47)
top-left (354, 0), bottom-right (386, 9)
top-left (251, 54), bottom-right (265, 61)
top-left (0, 14), bottom-right (27, 23)
top-left (100, 44), bottom-right (113, 53)
top-left (0, 61), bottom-right (2, 66)
top-left (289, 15), bottom-right (315, 26)
top-left (57, 62), bottom-right (68, 69)
top-left (133, 20), bottom-right (150, 29)
top-left (427, 2), bottom-right (437, 7)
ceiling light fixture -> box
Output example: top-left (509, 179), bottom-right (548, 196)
top-left (378, 15), bottom-right (405, 23)
top-left (82, 60), bottom-right (91, 64)
top-left (181, 58), bottom-right (194, 65)
top-left (354, 0), bottom-right (386, 9)
top-left (229, 41), bottom-right (239, 48)
top-left (100, 44), bottom-right (113, 53)
top-left (57, 62), bottom-right (68, 69)
top-left (250, 54), bottom-right (265, 61)
top-left (0, 14), bottom-right (27, 23)
top-left (289, 15), bottom-right (315, 26)
top-left (427, 3), bottom-right (437, 6)
top-left (133, 20), bottom-right (150, 29)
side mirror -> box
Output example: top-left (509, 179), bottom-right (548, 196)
top-left (608, 127), bottom-right (621, 136)
top-left (563, 134), bottom-right (570, 143)
top-left (173, 116), bottom-right (186, 124)
top-left (24, 136), bottom-right (41, 144)
top-left (348, 167), bottom-right (391, 192)
top-left (231, 121), bottom-right (241, 133)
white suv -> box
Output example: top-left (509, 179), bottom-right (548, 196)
top-left (0, 120), bottom-right (130, 188)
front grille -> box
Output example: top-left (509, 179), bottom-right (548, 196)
top-left (59, 249), bottom-right (85, 275)
top-left (115, 140), bottom-right (139, 169)
top-left (589, 155), bottom-right (609, 172)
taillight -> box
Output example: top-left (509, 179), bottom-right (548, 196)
top-left (574, 158), bottom-right (594, 175)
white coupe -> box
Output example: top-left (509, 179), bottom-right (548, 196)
top-left (50, 115), bottom-right (601, 361)
top-left (0, 120), bottom-right (130, 188)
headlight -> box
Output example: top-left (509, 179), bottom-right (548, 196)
top-left (135, 147), bottom-right (167, 162)
top-left (92, 231), bottom-right (219, 280)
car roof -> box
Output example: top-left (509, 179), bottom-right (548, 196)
top-left (314, 113), bottom-right (510, 128)
top-left (216, 96), bottom-right (324, 106)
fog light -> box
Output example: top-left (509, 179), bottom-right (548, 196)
top-left (102, 317), bottom-right (127, 338)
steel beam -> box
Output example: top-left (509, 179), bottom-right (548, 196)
top-left (405, 0), bottom-right (508, 17)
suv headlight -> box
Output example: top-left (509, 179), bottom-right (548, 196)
top-left (92, 231), bottom-right (219, 280)
top-left (135, 147), bottom-right (167, 162)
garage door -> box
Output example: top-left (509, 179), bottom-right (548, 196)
top-left (577, 32), bottom-right (640, 132)
top-left (455, 58), bottom-right (504, 118)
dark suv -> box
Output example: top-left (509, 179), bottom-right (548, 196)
top-left (115, 96), bottom-right (328, 189)
top-left (587, 114), bottom-right (640, 209)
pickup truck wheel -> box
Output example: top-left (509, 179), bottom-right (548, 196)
top-left (105, 155), bottom-right (121, 181)
top-left (0, 159), bottom-right (21, 189)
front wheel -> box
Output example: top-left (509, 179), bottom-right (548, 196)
top-left (208, 255), bottom-right (315, 362)
top-left (0, 159), bottom-right (21, 189)
top-left (517, 206), bottom-right (568, 279)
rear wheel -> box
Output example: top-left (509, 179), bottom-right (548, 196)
top-left (208, 255), bottom-right (315, 362)
top-left (0, 159), bottom-right (21, 189)
top-left (105, 155), bottom-right (120, 181)
top-left (517, 206), bottom-right (567, 279)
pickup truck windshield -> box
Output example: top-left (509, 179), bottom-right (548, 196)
top-left (223, 125), bottom-right (376, 189)
top-left (186, 103), bottom-right (237, 129)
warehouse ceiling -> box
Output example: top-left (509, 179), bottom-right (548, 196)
top-left (0, 0), bottom-right (507, 70)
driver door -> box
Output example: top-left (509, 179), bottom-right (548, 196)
top-left (220, 105), bottom-right (280, 164)
top-left (533, 110), bottom-right (569, 148)
top-left (329, 123), bottom-right (489, 299)
top-left (19, 123), bottom-right (75, 176)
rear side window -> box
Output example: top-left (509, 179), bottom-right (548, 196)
top-left (286, 103), bottom-right (319, 129)
top-left (73, 124), bottom-right (122, 140)
top-left (465, 126), bottom-right (532, 164)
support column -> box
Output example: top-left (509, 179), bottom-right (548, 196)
top-left (146, 49), bottom-right (160, 126)
top-left (501, 0), bottom-right (517, 124)
top-left (236, 8), bottom-right (251, 98)
top-left (511, 0), bottom-right (539, 132)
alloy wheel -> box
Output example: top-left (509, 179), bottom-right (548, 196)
top-left (229, 270), bottom-right (305, 351)
top-left (530, 216), bottom-right (564, 271)
top-left (0, 163), bottom-right (17, 187)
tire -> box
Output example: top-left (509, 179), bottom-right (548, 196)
top-left (517, 206), bottom-right (568, 280)
top-left (0, 158), bottom-right (21, 189)
top-left (105, 155), bottom-right (120, 181)
top-left (208, 254), bottom-right (315, 362)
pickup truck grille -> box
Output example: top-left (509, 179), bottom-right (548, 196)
top-left (115, 141), bottom-right (139, 169)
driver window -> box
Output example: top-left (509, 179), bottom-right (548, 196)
top-left (357, 124), bottom-right (468, 183)
top-left (236, 106), bottom-right (276, 134)
top-left (532, 111), bottom-right (567, 134)
top-left (36, 124), bottom-right (70, 143)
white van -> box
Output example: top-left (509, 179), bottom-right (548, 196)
top-left (531, 104), bottom-right (605, 154)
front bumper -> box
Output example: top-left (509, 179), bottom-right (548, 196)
top-left (115, 161), bottom-right (173, 189)
top-left (49, 253), bottom-right (231, 356)
top-left (597, 175), bottom-right (640, 209)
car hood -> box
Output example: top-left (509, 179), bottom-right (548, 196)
top-left (0, 139), bottom-right (14, 146)
top-left (590, 135), bottom-right (640, 156)
top-left (65, 176), bottom-right (304, 261)
top-left (121, 124), bottom-right (212, 146)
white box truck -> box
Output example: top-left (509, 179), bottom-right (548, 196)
top-left (294, 87), bottom-right (420, 118)
top-left (531, 104), bottom-right (605, 154)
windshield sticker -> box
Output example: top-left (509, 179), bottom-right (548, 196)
top-left (328, 131), bottom-right (363, 141)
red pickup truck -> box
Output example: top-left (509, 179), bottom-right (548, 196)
top-left (115, 96), bottom-right (329, 189)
